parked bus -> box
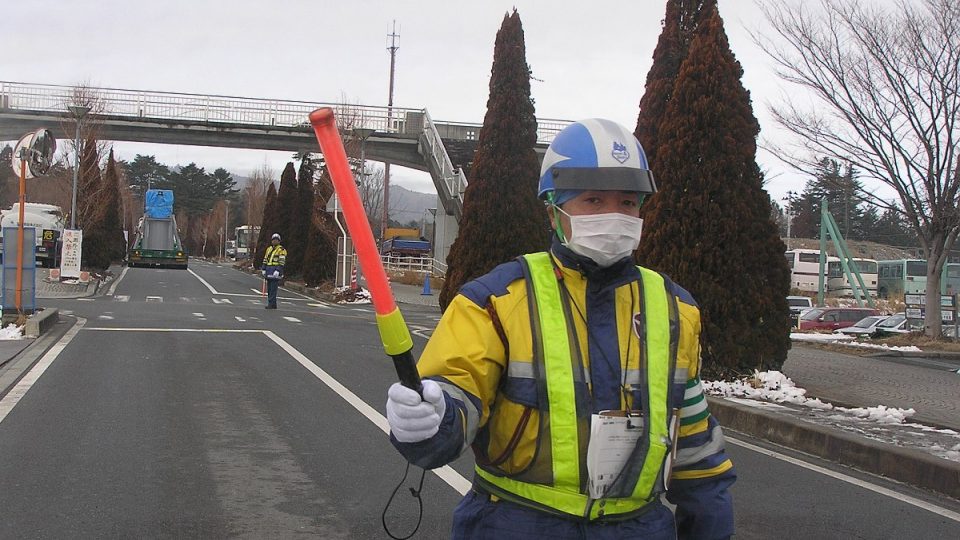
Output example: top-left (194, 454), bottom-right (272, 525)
top-left (785, 249), bottom-right (838, 293)
top-left (234, 225), bottom-right (260, 259)
top-left (877, 259), bottom-right (927, 298)
top-left (943, 262), bottom-right (960, 296)
top-left (827, 258), bottom-right (878, 298)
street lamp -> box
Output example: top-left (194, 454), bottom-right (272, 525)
top-left (68, 105), bottom-right (92, 230)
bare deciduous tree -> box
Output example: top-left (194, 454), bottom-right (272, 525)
top-left (756, 0), bottom-right (960, 336)
top-left (244, 162), bottom-right (275, 227)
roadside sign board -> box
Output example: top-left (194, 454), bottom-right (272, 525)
top-left (60, 228), bottom-right (82, 279)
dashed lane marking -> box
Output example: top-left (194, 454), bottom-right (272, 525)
top-left (282, 317), bottom-right (302, 323)
top-left (235, 316), bottom-right (246, 322)
top-left (145, 296), bottom-right (163, 303)
top-left (212, 298), bottom-right (233, 304)
top-left (192, 313), bottom-right (205, 318)
top-left (114, 295), bottom-right (130, 302)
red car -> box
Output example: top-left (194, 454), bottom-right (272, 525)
top-left (798, 307), bottom-right (881, 331)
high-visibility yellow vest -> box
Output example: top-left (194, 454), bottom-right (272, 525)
top-left (475, 252), bottom-right (674, 521)
top-left (262, 245), bottom-right (286, 266)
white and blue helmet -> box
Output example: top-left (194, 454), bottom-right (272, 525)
top-left (538, 118), bottom-right (656, 203)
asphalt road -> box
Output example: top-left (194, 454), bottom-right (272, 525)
top-left (1, 260), bottom-right (958, 539)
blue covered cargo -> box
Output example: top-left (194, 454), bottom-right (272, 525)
top-left (145, 189), bottom-right (174, 218)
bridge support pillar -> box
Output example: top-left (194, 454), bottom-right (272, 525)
top-left (433, 207), bottom-right (459, 271)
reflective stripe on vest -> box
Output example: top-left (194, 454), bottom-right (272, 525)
top-left (263, 245), bottom-right (285, 266)
top-left (475, 252), bottom-right (672, 520)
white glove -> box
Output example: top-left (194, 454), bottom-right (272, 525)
top-left (271, 270), bottom-right (280, 278)
top-left (386, 380), bottom-right (446, 443)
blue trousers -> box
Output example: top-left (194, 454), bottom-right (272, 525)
top-left (266, 278), bottom-right (279, 307)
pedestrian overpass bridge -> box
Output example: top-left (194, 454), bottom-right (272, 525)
top-left (0, 81), bottom-right (571, 265)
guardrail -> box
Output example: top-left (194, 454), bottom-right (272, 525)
top-left (381, 254), bottom-right (447, 277)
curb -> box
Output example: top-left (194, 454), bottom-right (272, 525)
top-left (708, 397), bottom-right (960, 500)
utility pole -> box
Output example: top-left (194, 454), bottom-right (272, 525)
top-left (784, 190), bottom-right (795, 250)
top-left (383, 20), bottom-right (399, 241)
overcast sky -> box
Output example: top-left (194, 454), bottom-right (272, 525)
top-left (4, 0), bottom-right (810, 203)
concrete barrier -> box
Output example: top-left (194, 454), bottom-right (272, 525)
top-left (709, 397), bottom-right (960, 500)
top-left (24, 308), bottom-right (59, 338)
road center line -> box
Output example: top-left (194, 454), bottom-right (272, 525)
top-left (726, 436), bottom-right (960, 522)
top-left (0, 318), bottom-right (87, 426)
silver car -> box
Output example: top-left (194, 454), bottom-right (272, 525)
top-left (834, 315), bottom-right (889, 336)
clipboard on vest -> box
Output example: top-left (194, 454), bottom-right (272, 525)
top-left (587, 409), bottom-right (680, 499)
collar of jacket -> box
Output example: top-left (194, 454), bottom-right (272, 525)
top-left (549, 237), bottom-right (640, 290)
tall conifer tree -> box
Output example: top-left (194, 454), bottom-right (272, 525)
top-left (254, 182), bottom-right (279, 266)
top-left (439, 9), bottom-right (548, 310)
top-left (636, 5), bottom-right (791, 376)
top-left (284, 158), bottom-right (316, 276)
top-left (275, 162), bottom-right (299, 246)
top-left (635, 0), bottom-right (714, 169)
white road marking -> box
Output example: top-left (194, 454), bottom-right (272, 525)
top-left (85, 328), bottom-right (264, 333)
top-left (179, 297), bottom-right (193, 303)
top-left (212, 298), bottom-right (233, 304)
top-left (234, 316), bottom-right (246, 322)
top-left (71, 325), bottom-right (471, 496)
top-left (250, 288), bottom-right (264, 295)
top-left (97, 315), bottom-right (114, 320)
top-left (192, 313), bottom-right (205, 318)
top-left (106, 266), bottom-right (129, 296)
top-left (76, 298), bottom-right (93, 302)
top-left (282, 317), bottom-right (301, 323)
top-left (727, 436), bottom-right (960, 522)
top-left (0, 318), bottom-right (86, 425)
top-left (307, 303), bottom-right (330, 309)
top-left (262, 330), bottom-right (471, 496)
top-left (145, 296), bottom-right (163, 303)
top-left (188, 268), bottom-right (219, 294)
top-left (114, 295), bottom-right (130, 302)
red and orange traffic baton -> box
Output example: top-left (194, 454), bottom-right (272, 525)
top-left (309, 108), bottom-right (423, 394)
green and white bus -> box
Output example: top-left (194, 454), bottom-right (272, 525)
top-left (876, 259), bottom-right (960, 298)
top-left (877, 259), bottom-right (927, 298)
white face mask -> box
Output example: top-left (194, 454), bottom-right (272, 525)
top-left (557, 209), bottom-right (643, 267)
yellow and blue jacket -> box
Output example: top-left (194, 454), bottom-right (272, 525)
top-left (392, 242), bottom-right (735, 537)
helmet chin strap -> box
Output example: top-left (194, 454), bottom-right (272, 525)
top-left (546, 193), bottom-right (569, 243)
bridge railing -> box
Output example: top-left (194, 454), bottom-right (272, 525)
top-left (421, 109), bottom-right (468, 218)
top-left (0, 81), bottom-right (418, 134)
top-left (1, 81), bottom-right (571, 144)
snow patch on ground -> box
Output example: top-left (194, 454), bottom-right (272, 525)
top-left (333, 286), bottom-right (372, 305)
top-left (790, 332), bottom-right (922, 352)
top-left (0, 323), bottom-right (24, 340)
top-left (704, 370), bottom-right (915, 423)
top-left (705, 370), bottom-right (960, 462)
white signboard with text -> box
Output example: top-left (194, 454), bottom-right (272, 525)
top-left (60, 228), bottom-right (82, 279)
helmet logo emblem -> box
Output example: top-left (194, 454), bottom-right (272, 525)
top-left (612, 141), bottom-right (630, 163)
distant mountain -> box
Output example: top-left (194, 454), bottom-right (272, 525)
top-left (221, 167), bottom-right (434, 225)
top-left (388, 185), bottom-right (437, 226)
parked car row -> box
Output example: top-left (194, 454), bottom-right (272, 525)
top-left (789, 295), bottom-right (958, 337)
